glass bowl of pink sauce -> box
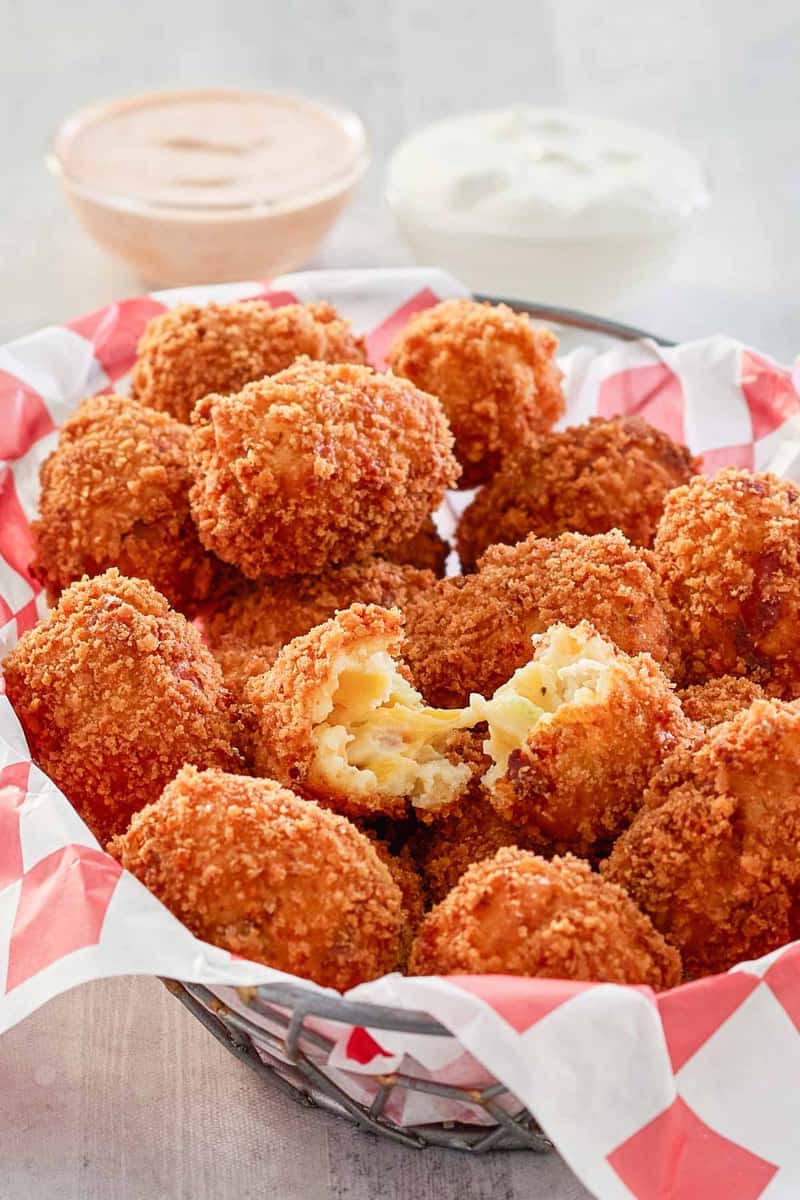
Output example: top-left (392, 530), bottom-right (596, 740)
top-left (49, 88), bottom-right (368, 286)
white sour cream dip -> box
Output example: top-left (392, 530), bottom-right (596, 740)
top-left (387, 106), bottom-right (708, 308)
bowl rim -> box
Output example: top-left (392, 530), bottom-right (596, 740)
top-left (47, 86), bottom-right (370, 219)
top-left (385, 105), bottom-right (711, 243)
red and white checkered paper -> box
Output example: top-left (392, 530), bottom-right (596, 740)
top-left (2, 267), bottom-right (800, 1200)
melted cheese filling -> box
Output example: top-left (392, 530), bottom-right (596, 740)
top-left (473, 625), bottom-right (618, 787)
top-left (309, 644), bottom-right (473, 810)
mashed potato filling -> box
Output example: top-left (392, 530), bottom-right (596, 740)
top-left (309, 642), bottom-right (474, 810)
top-left (474, 625), bottom-right (618, 787)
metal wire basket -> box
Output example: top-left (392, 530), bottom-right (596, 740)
top-left (165, 978), bottom-right (552, 1152)
top-left (165, 299), bottom-right (672, 1153)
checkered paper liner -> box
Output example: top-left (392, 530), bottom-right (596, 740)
top-left (2, 267), bottom-right (800, 1199)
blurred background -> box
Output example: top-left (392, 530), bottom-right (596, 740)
top-left (2, 0), bottom-right (798, 358)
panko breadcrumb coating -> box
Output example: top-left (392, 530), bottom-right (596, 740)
top-left (474, 623), bottom-right (688, 855)
top-left (678, 676), bottom-right (768, 728)
top-left (413, 788), bottom-right (535, 903)
top-left (654, 469), bottom-right (800, 694)
top-left (408, 849), bottom-right (681, 987)
top-left (365, 834), bottom-right (426, 967)
top-left (457, 416), bottom-right (700, 568)
top-left (188, 358), bottom-right (459, 578)
top-left (387, 299), bottom-right (564, 488)
top-left (30, 394), bottom-right (223, 614)
top-left (109, 766), bottom-right (402, 989)
top-left (246, 604), bottom-right (474, 820)
top-left (404, 530), bottom-right (674, 707)
top-left (3, 571), bottom-right (241, 844)
top-left (131, 300), bottom-right (367, 423)
top-left (383, 516), bottom-right (450, 576)
top-left (203, 558), bottom-right (436, 699)
top-left (603, 698), bottom-right (800, 977)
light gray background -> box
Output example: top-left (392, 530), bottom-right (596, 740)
top-left (2, 0), bottom-right (799, 358)
top-left (1, 2), bottom-right (797, 1198)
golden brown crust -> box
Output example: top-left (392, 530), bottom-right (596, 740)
top-left (245, 603), bottom-right (410, 819)
top-left (641, 726), bottom-right (710, 810)
top-left (404, 530), bottom-right (674, 707)
top-left (203, 558), bottom-right (436, 700)
top-left (109, 766), bottom-right (402, 990)
top-left (413, 786), bottom-right (536, 903)
top-left (188, 358), bottom-right (460, 578)
top-left (603, 698), bottom-right (800, 977)
top-left (409, 849), bottom-right (681, 987)
top-left (29, 394), bottom-right (224, 614)
top-left (487, 627), bottom-right (689, 855)
top-left (678, 676), bottom-right (768, 728)
top-left (364, 834), bottom-right (426, 968)
top-left (3, 570), bottom-right (242, 844)
top-left (654, 469), bottom-right (800, 693)
top-left (387, 299), bottom-right (564, 488)
top-left (382, 516), bottom-right (450, 576)
top-left (206, 642), bottom-right (284, 709)
top-left (457, 416), bottom-right (700, 568)
top-left (131, 300), bottom-right (367, 423)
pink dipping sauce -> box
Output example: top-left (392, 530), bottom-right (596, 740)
top-left (51, 89), bottom-right (368, 285)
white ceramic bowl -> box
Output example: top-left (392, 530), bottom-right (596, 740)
top-left (387, 107), bottom-right (709, 310)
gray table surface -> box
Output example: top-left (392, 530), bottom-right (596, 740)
top-left (1, 1), bottom-right (797, 1197)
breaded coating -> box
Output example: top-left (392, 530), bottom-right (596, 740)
top-left (30, 394), bottom-right (223, 614)
top-left (641, 725), bottom-right (709, 809)
top-left (396, 722), bottom-right (494, 827)
top-left (3, 571), bottom-right (241, 844)
top-left (408, 849), bottom-right (681, 987)
top-left (203, 558), bottom-right (435, 699)
top-left (678, 676), bottom-right (768, 728)
top-left (404, 530), bottom-right (674, 707)
top-left (365, 834), bottom-right (426, 967)
top-left (414, 788), bottom-right (534, 903)
top-left (131, 300), bottom-right (367, 423)
top-left (474, 623), bottom-right (688, 855)
top-left (205, 643), bottom-right (283, 725)
top-left (109, 766), bottom-right (402, 990)
top-left (246, 604), bottom-right (474, 820)
top-left (654, 468), bottom-right (800, 694)
top-left (188, 359), bottom-right (460, 578)
top-left (387, 299), bottom-right (564, 488)
top-left (382, 516), bottom-right (450, 577)
top-left (457, 416), bottom-right (700, 569)
top-left (603, 698), bottom-right (800, 977)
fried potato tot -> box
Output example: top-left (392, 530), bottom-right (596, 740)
top-left (246, 604), bottom-right (475, 820)
top-left (603, 698), bottom-right (800, 977)
top-left (3, 571), bottom-right (241, 844)
top-left (413, 788), bottom-right (534, 903)
top-left (678, 676), bottom-right (768, 728)
top-left (109, 766), bottom-right (402, 989)
top-left (387, 299), bottom-right (564, 487)
top-left (409, 848), bottom-right (681, 987)
top-left (457, 415), bottom-right (699, 568)
top-left (203, 558), bottom-right (435, 700)
top-left (30, 394), bottom-right (224, 614)
top-left (654, 468), bottom-right (800, 694)
top-left (188, 359), bottom-right (459, 578)
top-left (403, 530), bottom-right (674, 707)
top-left (473, 623), bottom-right (688, 854)
top-left (131, 300), bottom-right (367, 423)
